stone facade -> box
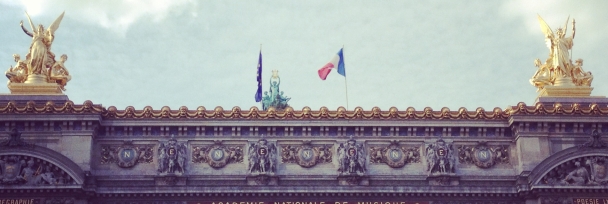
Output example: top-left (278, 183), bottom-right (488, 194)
top-left (1, 99), bottom-right (608, 203)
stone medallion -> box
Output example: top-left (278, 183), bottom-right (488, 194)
top-left (100, 143), bottom-right (154, 168)
top-left (347, 146), bottom-right (357, 157)
top-left (281, 143), bottom-right (332, 168)
top-left (210, 147), bottom-right (224, 161)
top-left (369, 141), bottom-right (420, 168)
top-left (385, 146), bottom-right (406, 168)
top-left (471, 145), bottom-right (494, 168)
top-left (207, 145), bottom-right (229, 168)
top-left (117, 146), bottom-right (139, 168)
top-left (296, 145), bottom-right (318, 168)
top-left (191, 142), bottom-right (244, 169)
top-left (258, 146), bottom-right (268, 156)
top-left (458, 142), bottom-right (508, 169)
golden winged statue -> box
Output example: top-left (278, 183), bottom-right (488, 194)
top-left (21, 11), bottom-right (64, 76)
top-left (531, 15), bottom-right (592, 89)
top-left (6, 11), bottom-right (71, 93)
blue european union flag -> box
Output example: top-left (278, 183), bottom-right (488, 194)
top-left (255, 51), bottom-right (263, 102)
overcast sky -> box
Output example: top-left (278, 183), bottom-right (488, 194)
top-left (1, 0), bottom-right (607, 111)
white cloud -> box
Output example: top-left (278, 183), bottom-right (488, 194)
top-left (0, 0), bottom-right (195, 35)
top-left (502, 0), bottom-right (605, 34)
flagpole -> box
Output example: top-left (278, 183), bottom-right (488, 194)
top-left (342, 45), bottom-right (349, 110)
top-left (344, 74), bottom-right (350, 110)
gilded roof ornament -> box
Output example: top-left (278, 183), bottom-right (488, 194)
top-left (261, 70), bottom-right (291, 111)
top-left (531, 15), bottom-right (595, 97)
top-left (5, 12), bottom-right (71, 94)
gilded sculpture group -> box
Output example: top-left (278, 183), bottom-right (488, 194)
top-left (530, 15), bottom-right (593, 90)
top-left (5, 12), bottom-right (71, 91)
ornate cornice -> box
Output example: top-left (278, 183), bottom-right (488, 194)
top-left (102, 106), bottom-right (510, 120)
top-left (0, 100), bottom-right (103, 114)
top-left (507, 102), bottom-right (608, 116)
top-left (2, 101), bottom-right (608, 120)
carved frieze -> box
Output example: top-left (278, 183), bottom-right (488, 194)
top-left (541, 156), bottom-right (608, 186)
top-left (248, 139), bottom-right (277, 174)
top-left (580, 130), bottom-right (607, 149)
top-left (337, 138), bottom-right (366, 175)
top-left (0, 128), bottom-right (34, 148)
top-left (458, 142), bottom-right (509, 168)
top-left (0, 155), bottom-right (75, 185)
top-left (191, 142), bottom-right (244, 168)
top-left (281, 143), bottom-right (332, 168)
top-left (100, 143), bottom-right (154, 168)
top-left (425, 139), bottom-right (455, 175)
top-left (369, 140), bottom-right (420, 168)
top-left (158, 137), bottom-right (187, 174)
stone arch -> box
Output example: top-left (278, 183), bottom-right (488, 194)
top-left (529, 146), bottom-right (608, 187)
top-left (0, 145), bottom-right (85, 186)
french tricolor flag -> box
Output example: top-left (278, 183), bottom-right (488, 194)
top-left (318, 48), bottom-right (345, 80)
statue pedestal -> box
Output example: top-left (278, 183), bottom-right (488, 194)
top-left (1, 81), bottom-right (68, 104)
top-left (536, 96), bottom-right (608, 108)
top-left (0, 94), bottom-right (69, 103)
top-left (537, 85), bottom-right (593, 97)
top-left (536, 85), bottom-right (608, 107)
top-left (8, 82), bottom-right (63, 95)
